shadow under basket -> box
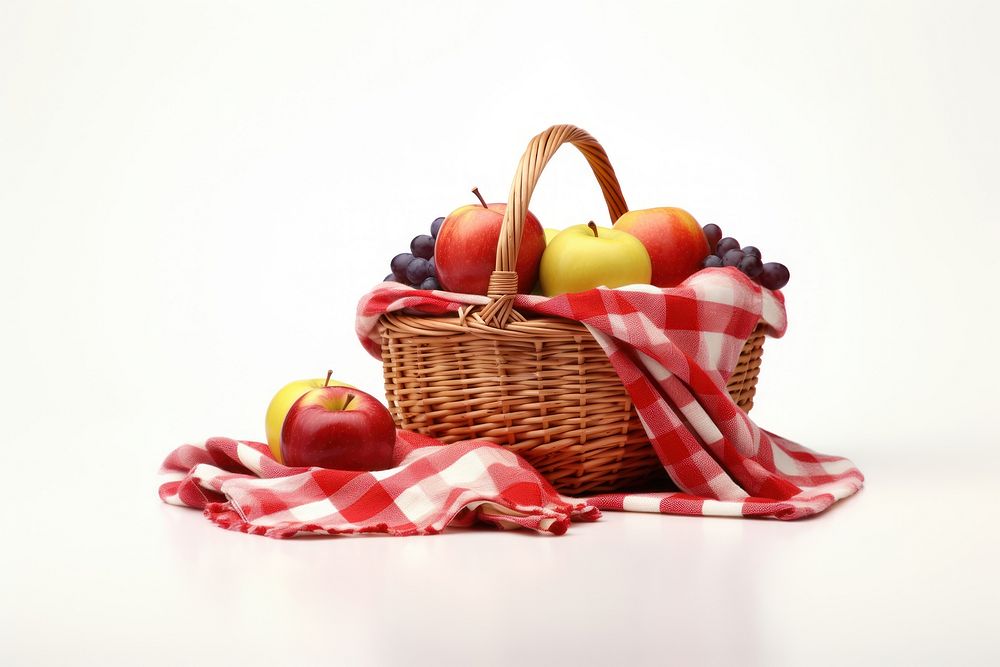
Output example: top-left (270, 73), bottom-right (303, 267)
top-left (379, 312), bottom-right (766, 496)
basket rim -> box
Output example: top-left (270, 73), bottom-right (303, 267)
top-left (380, 310), bottom-right (610, 339)
top-left (379, 310), bottom-right (769, 341)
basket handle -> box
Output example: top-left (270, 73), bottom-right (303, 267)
top-left (478, 125), bottom-right (629, 327)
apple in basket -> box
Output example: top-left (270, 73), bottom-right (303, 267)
top-left (539, 222), bottom-right (652, 296)
top-left (265, 372), bottom-right (354, 463)
top-left (281, 386), bottom-right (396, 471)
top-left (613, 207), bottom-right (710, 287)
top-left (435, 187), bottom-right (546, 295)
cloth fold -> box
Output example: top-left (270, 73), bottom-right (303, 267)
top-left (159, 267), bottom-right (863, 538)
top-left (159, 432), bottom-right (599, 538)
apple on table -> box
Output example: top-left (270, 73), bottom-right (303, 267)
top-left (281, 385), bottom-right (396, 471)
top-left (265, 371), bottom-right (353, 463)
top-left (539, 221), bottom-right (651, 296)
top-left (435, 188), bottom-right (546, 295)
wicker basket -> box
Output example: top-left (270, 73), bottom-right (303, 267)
top-left (379, 125), bottom-right (766, 495)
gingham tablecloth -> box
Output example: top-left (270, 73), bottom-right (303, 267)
top-left (159, 431), bottom-right (598, 537)
top-left (159, 268), bottom-right (863, 537)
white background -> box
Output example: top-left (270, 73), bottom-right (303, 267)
top-left (2, 1), bottom-right (998, 665)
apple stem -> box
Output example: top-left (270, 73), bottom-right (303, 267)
top-left (345, 393), bottom-right (356, 408)
top-left (324, 370), bottom-right (333, 387)
top-left (588, 221), bottom-right (599, 237)
top-left (471, 187), bottom-right (488, 209)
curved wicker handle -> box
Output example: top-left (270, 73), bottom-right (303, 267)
top-left (479, 125), bottom-right (629, 327)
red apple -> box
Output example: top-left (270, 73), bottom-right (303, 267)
top-left (435, 188), bottom-right (545, 295)
top-left (612, 207), bottom-right (710, 287)
top-left (280, 386), bottom-right (396, 471)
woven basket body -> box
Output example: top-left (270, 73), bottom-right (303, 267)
top-left (378, 125), bottom-right (766, 495)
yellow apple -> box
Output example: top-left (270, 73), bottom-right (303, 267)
top-left (539, 222), bottom-right (652, 296)
top-left (544, 228), bottom-right (561, 245)
top-left (265, 372), bottom-right (353, 462)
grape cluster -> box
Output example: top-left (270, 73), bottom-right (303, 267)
top-left (383, 217), bottom-right (445, 290)
top-left (701, 223), bottom-right (790, 290)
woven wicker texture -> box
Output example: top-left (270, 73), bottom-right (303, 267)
top-left (379, 125), bottom-right (766, 495)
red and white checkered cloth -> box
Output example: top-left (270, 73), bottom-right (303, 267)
top-left (159, 267), bottom-right (863, 537)
top-left (356, 268), bottom-right (863, 520)
top-left (159, 431), bottom-right (599, 538)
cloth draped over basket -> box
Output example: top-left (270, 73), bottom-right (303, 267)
top-left (358, 268), bottom-right (864, 521)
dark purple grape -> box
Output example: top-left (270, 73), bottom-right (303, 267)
top-left (738, 254), bottom-right (763, 278)
top-left (742, 246), bottom-right (761, 260)
top-left (430, 217), bottom-right (445, 238)
top-left (383, 273), bottom-right (397, 283)
top-left (427, 257), bottom-right (436, 278)
top-left (703, 254), bottom-right (723, 268)
top-left (722, 249), bottom-right (745, 267)
top-left (703, 224), bottom-right (723, 250)
top-left (390, 253), bottom-right (413, 281)
top-left (405, 257), bottom-right (430, 284)
top-left (419, 277), bottom-right (440, 291)
top-left (716, 237), bottom-right (740, 257)
top-left (758, 262), bottom-right (790, 290)
top-left (411, 234), bottom-right (435, 259)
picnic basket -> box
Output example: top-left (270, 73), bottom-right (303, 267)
top-left (378, 125), bottom-right (766, 495)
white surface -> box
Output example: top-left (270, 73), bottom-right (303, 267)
top-left (2, 1), bottom-right (999, 665)
top-left (6, 455), bottom-right (1000, 666)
